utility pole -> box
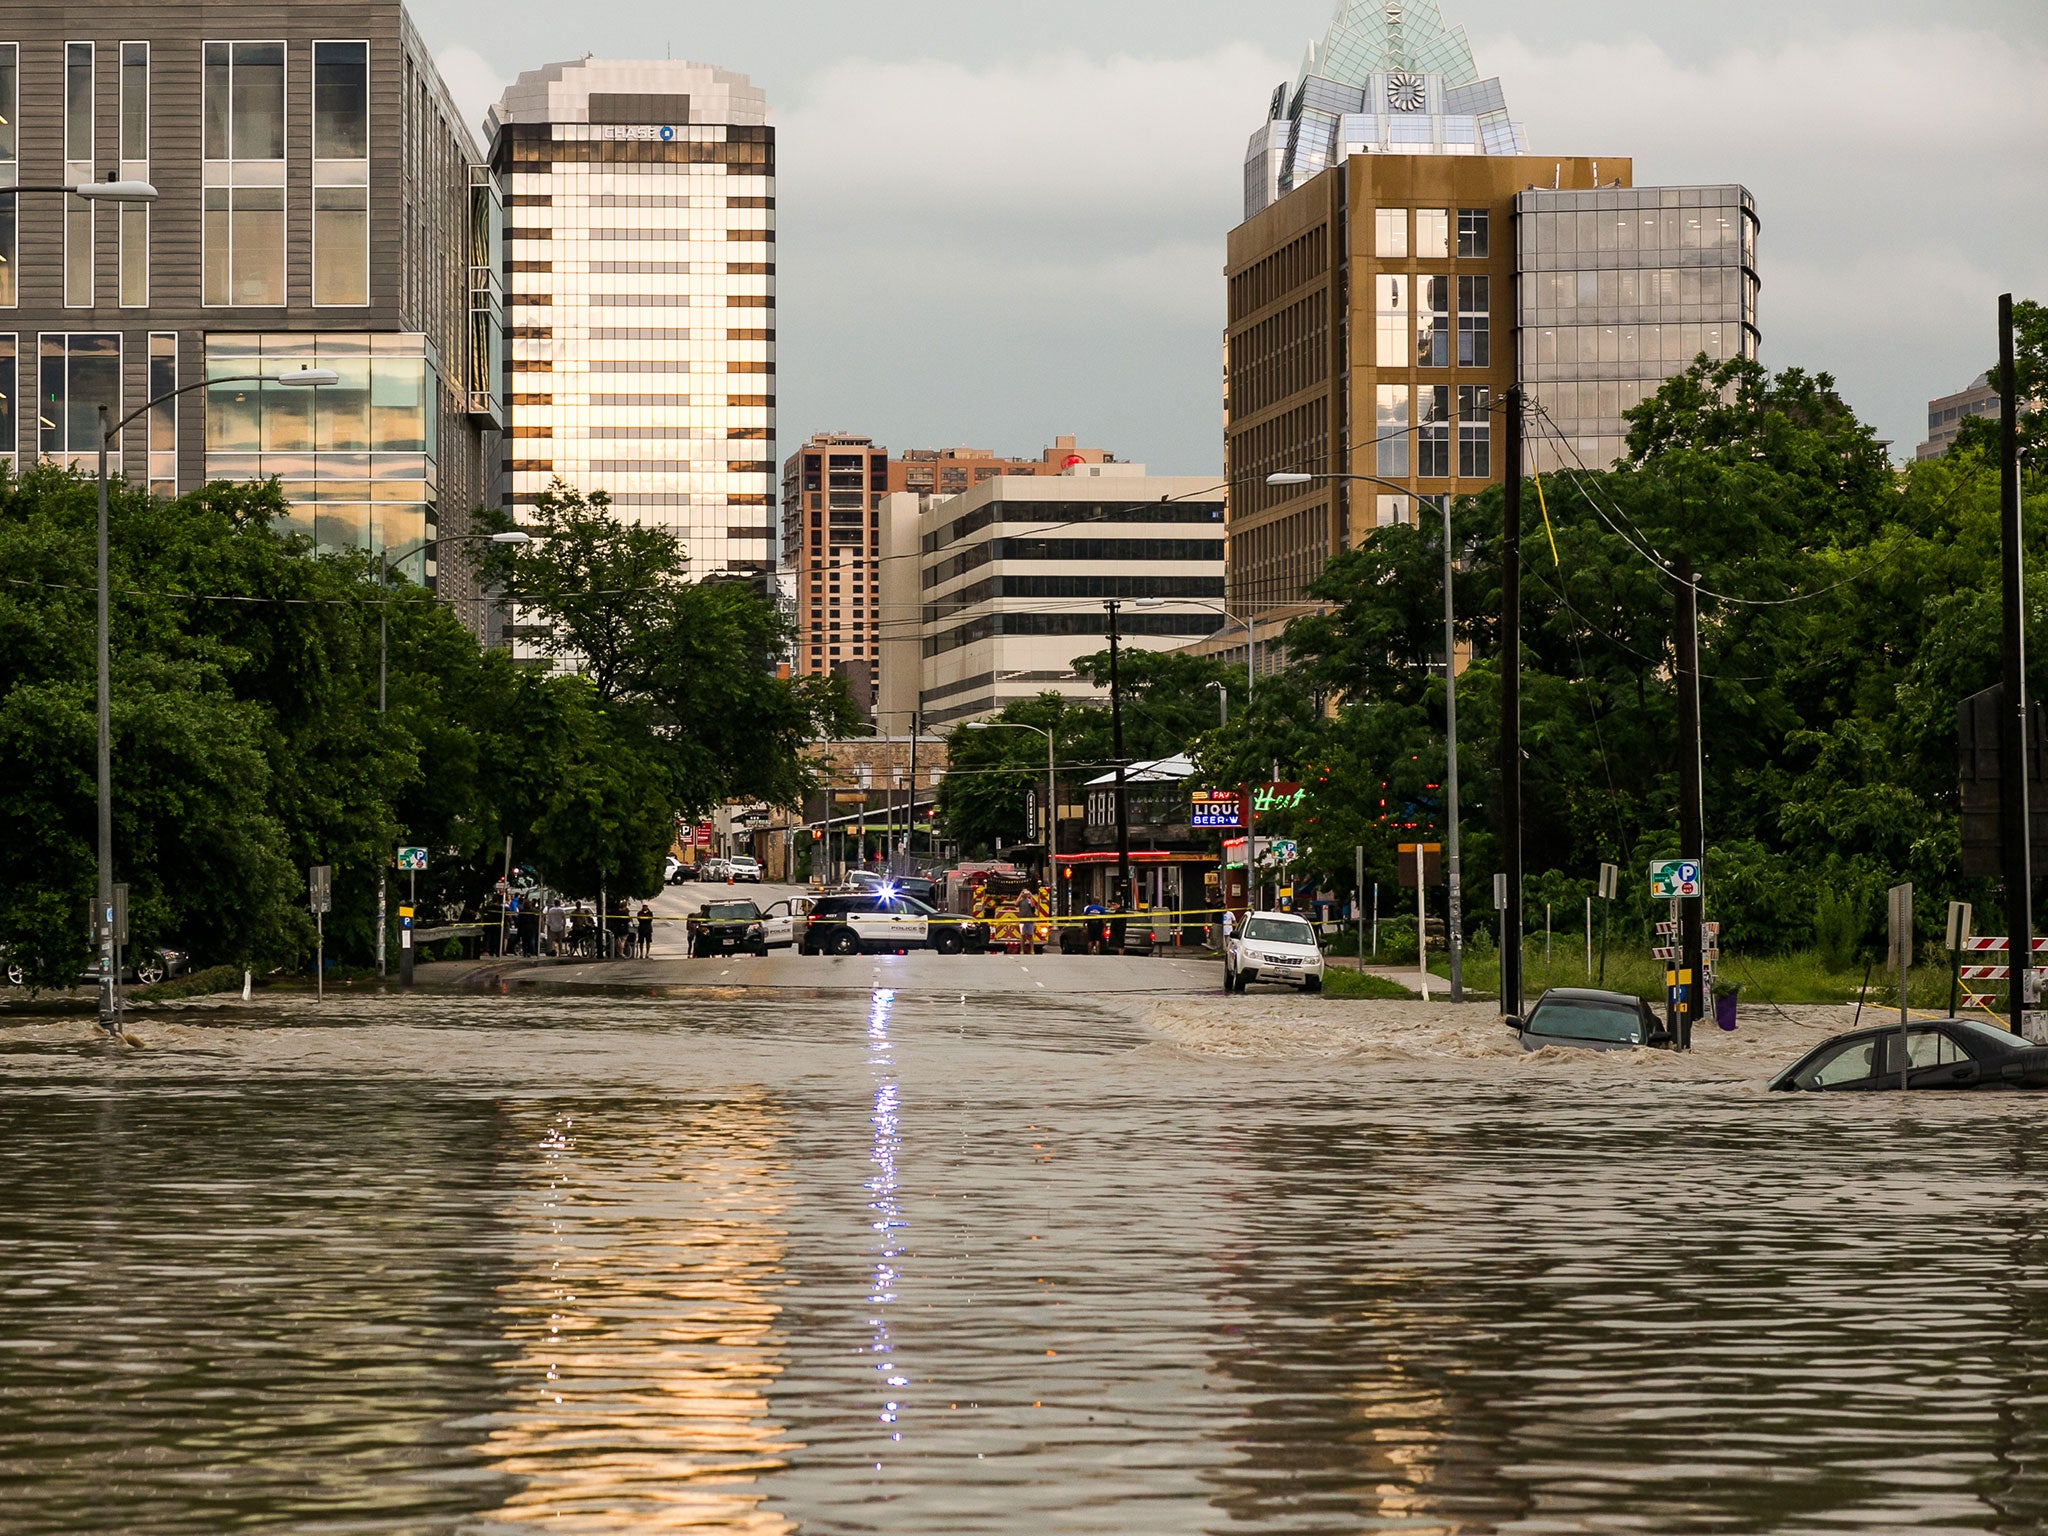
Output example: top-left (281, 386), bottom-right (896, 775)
top-left (1675, 550), bottom-right (1705, 1050)
top-left (906, 715), bottom-right (919, 872)
top-left (94, 407), bottom-right (116, 1033)
top-left (1441, 494), bottom-right (1464, 1003)
top-left (1105, 599), bottom-right (1133, 908)
top-left (1499, 388), bottom-right (1525, 1016)
top-left (2000, 293), bottom-right (2033, 1031)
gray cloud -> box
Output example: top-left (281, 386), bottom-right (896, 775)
top-left (418, 0), bottom-right (2048, 470)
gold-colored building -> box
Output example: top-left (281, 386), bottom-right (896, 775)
top-left (1226, 152), bottom-right (1629, 613)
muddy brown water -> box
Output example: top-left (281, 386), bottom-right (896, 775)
top-left (2, 989), bottom-right (2045, 1533)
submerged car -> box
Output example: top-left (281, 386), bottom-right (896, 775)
top-left (1507, 987), bottom-right (1672, 1051)
top-left (1769, 1016), bottom-right (2048, 1091)
top-left (1226, 911), bottom-right (1326, 993)
top-left (687, 900), bottom-right (767, 958)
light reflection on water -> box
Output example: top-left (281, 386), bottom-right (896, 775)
top-left (1, 991), bottom-right (2048, 1533)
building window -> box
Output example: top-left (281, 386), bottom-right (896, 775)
top-left (1458, 385), bottom-right (1491, 477)
top-left (1374, 274), bottom-right (1409, 367)
top-left (0, 46), bottom-right (16, 308)
top-left (1457, 275), bottom-right (1490, 367)
top-left (119, 43), bottom-right (149, 306)
top-left (65, 44), bottom-right (93, 307)
top-left (203, 42), bottom-right (288, 307)
top-left (1376, 384), bottom-right (1410, 477)
top-left (312, 42), bottom-right (369, 306)
top-left (1457, 208), bottom-right (1489, 259)
top-left (1419, 276), bottom-right (1450, 367)
top-left (1415, 208), bottom-right (1449, 259)
top-left (0, 334), bottom-right (15, 462)
top-left (1418, 386), bottom-right (1451, 477)
top-left (148, 332), bottom-right (176, 495)
top-left (1375, 494), bottom-right (1409, 528)
top-left (1374, 208), bottom-right (1407, 259)
top-left (39, 332), bottom-right (121, 462)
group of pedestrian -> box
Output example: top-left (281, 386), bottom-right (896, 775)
top-left (498, 898), bottom-right (659, 959)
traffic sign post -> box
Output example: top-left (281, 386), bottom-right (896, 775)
top-left (1648, 859), bottom-right (1703, 899)
top-left (399, 905), bottom-right (415, 987)
top-left (1888, 883), bottom-right (1913, 1088)
top-left (1947, 901), bottom-right (1972, 1017)
top-left (309, 865), bottom-right (333, 1001)
top-left (1597, 860), bottom-right (1618, 984)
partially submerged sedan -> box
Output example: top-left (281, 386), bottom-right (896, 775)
top-left (1769, 1017), bottom-right (2048, 1091)
top-left (1507, 987), bottom-right (1674, 1051)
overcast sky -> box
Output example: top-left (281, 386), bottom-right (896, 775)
top-left (412, 0), bottom-right (2048, 471)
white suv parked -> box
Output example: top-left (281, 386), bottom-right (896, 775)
top-left (1226, 911), bottom-right (1326, 993)
top-left (727, 856), bottom-right (763, 883)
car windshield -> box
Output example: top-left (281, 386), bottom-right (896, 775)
top-left (1243, 916), bottom-right (1315, 945)
top-left (703, 903), bottom-right (758, 922)
top-left (879, 897), bottom-right (936, 915)
top-left (1525, 999), bottom-right (1641, 1043)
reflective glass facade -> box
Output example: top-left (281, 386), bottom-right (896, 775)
top-left (0, 9), bottom-right (501, 633)
top-left (203, 333), bottom-right (439, 580)
top-left (1517, 185), bottom-right (1761, 472)
top-left (490, 60), bottom-right (776, 590)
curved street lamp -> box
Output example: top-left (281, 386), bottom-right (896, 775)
top-left (1266, 468), bottom-right (1467, 1002)
top-left (89, 365), bottom-right (334, 1029)
top-left (966, 719), bottom-right (1060, 903)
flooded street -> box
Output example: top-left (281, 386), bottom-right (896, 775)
top-left (4, 986), bottom-right (2048, 1533)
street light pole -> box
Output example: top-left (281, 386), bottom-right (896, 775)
top-left (90, 362), bottom-right (332, 1030)
top-left (966, 718), bottom-right (1059, 899)
top-left (1105, 600), bottom-right (1133, 908)
top-left (1268, 468), bottom-right (1466, 1002)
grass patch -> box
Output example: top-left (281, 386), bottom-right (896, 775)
top-left (1322, 966), bottom-right (1421, 1000)
top-left (1445, 946), bottom-right (1968, 1010)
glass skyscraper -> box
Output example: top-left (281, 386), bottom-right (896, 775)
top-left (488, 60), bottom-right (777, 585)
top-left (0, 9), bottom-right (502, 626)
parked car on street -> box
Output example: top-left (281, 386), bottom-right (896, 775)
top-left (665, 856), bottom-right (698, 885)
top-left (1769, 1016), bottom-right (2048, 1091)
top-left (74, 947), bottom-right (192, 988)
top-left (727, 856), bottom-right (763, 883)
top-left (687, 900), bottom-right (768, 958)
top-left (699, 857), bottom-right (732, 882)
top-left (1506, 988), bottom-right (1672, 1051)
top-left (798, 892), bottom-right (987, 956)
top-left (1225, 911), bottom-right (1326, 993)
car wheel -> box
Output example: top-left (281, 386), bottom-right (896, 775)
top-left (933, 931), bottom-right (963, 956)
top-left (752, 944), bottom-right (769, 958)
top-left (1303, 973), bottom-right (1322, 994)
top-left (136, 959), bottom-right (166, 986)
top-left (1233, 970), bottom-right (1250, 993)
top-left (829, 929), bottom-right (862, 957)
top-left (4, 963), bottom-right (23, 987)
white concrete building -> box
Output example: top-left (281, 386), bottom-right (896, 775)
top-left (489, 59), bottom-right (776, 587)
top-left (907, 466), bottom-right (1227, 728)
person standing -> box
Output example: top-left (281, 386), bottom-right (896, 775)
top-left (637, 903), bottom-right (655, 957)
top-left (545, 898), bottom-right (567, 958)
top-left (1016, 887), bottom-right (1041, 956)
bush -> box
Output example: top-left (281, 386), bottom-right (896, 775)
top-left (1813, 887), bottom-right (1866, 971)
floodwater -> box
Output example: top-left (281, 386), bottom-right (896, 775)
top-left (3, 986), bottom-right (2048, 1534)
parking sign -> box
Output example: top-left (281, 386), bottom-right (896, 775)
top-left (397, 847), bottom-right (428, 871)
top-left (1648, 858), bottom-right (1703, 899)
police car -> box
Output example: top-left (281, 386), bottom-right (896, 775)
top-left (798, 891), bottom-right (987, 956)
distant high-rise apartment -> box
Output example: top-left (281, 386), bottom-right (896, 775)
top-left (1916, 374), bottom-right (2003, 460)
top-left (780, 432), bottom-right (1119, 688)
top-left (1226, 0), bottom-right (1757, 613)
top-left (489, 59), bottom-right (775, 583)
top-left (0, 5), bottom-right (503, 626)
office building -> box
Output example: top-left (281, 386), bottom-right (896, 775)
top-left (489, 59), bottom-right (775, 580)
top-left (908, 464), bottom-right (1226, 727)
top-left (1517, 184), bottom-right (1760, 474)
top-left (1916, 374), bottom-right (2003, 460)
top-left (1226, 0), bottom-right (1757, 610)
top-left (782, 432), bottom-right (1122, 707)
top-left (0, 5), bottom-right (503, 624)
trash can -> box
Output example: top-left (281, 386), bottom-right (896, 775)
top-left (1714, 985), bottom-right (1739, 1031)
